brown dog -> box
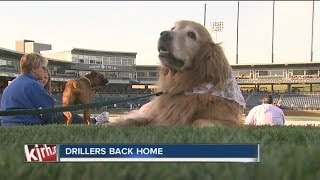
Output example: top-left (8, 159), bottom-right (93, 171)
top-left (62, 71), bottom-right (108, 125)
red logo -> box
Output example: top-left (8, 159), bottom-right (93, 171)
top-left (24, 144), bottom-right (57, 162)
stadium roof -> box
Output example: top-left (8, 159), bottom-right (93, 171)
top-left (71, 48), bottom-right (137, 56)
top-left (0, 47), bottom-right (71, 64)
top-left (0, 47), bottom-right (23, 55)
top-left (231, 62), bottom-right (320, 69)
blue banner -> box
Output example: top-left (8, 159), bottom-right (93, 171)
top-left (58, 144), bottom-right (259, 162)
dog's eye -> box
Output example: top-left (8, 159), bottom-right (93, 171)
top-left (187, 31), bottom-right (196, 39)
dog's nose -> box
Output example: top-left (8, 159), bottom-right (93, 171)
top-left (103, 78), bottom-right (109, 85)
top-left (160, 31), bottom-right (173, 42)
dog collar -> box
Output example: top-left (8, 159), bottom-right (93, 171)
top-left (184, 75), bottom-right (246, 108)
top-left (80, 77), bottom-right (92, 86)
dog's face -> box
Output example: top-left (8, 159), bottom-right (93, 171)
top-left (158, 20), bottom-right (213, 71)
top-left (85, 71), bottom-right (109, 87)
top-left (158, 20), bottom-right (231, 90)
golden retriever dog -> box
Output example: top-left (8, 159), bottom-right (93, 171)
top-left (108, 20), bottom-right (246, 127)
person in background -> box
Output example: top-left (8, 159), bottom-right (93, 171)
top-left (39, 67), bottom-right (57, 103)
top-left (245, 95), bottom-right (285, 126)
top-left (39, 67), bottom-right (51, 93)
top-left (0, 53), bottom-right (84, 126)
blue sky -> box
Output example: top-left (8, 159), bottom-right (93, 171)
top-left (0, 1), bottom-right (319, 65)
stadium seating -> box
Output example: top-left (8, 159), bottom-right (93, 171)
top-left (245, 92), bottom-right (320, 110)
top-left (49, 92), bottom-right (151, 110)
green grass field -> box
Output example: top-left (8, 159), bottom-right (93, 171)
top-left (0, 125), bottom-right (320, 180)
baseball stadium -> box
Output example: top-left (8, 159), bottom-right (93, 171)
top-left (1, 41), bottom-right (320, 125)
top-left (1, 1), bottom-right (320, 180)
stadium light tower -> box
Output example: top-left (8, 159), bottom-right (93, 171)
top-left (311, 0), bottom-right (315, 62)
top-left (203, 3), bottom-right (207, 27)
top-left (271, 0), bottom-right (275, 64)
top-left (211, 21), bottom-right (224, 43)
top-left (236, 1), bottom-right (240, 65)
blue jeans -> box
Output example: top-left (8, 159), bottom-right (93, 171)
top-left (42, 112), bottom-right (84, 124)
top-left (1, 112), bottom-right (93, 126)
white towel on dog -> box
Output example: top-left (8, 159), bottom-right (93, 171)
top-left (185, 75), bottom-right (246, 108)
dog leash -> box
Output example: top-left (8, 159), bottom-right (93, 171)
top-left (0, 91), bottom-right (166, 116)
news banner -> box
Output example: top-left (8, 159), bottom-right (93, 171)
top-left (24, 144), bottom-right (260, 162)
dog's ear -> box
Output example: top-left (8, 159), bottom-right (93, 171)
top-left (85, 71), bottom-right (93, 79)
top-left (91, 71), bottom-right (97, 75)
top-left (160, 67), bottom-right (170, 76)
top-left (196, 42), bottom-right (231, 90)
